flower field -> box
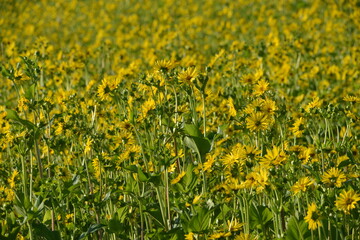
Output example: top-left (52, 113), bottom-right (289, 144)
top-left (1, 0), bottom-right (360, 239)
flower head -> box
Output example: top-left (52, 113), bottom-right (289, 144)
top-left (246, 112), bottom-right (269, 132)
top-left (321, 168), bottom-right (346, 188)
top-left (291, 177), bottom-right (314, 195)
top-left (335, 189), bottom-right (360, 214)
top-left (304, 202), bottom-right (322, 230)
top-left (178, 67), bottom-right (198, 85)
top-left (155, 59), bottom-right (175, 72)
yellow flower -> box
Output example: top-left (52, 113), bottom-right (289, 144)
top-left (155, 59), bottom-right (176, 72)
top-left (243, 98), bottom-right (264, 115)
top-left (260, 145), bottom-right (287, 167)
top-left (8, 170), bottom-right (19, 189)
top-left (55, 122), bottom-right (64, 135)
top-left (203, 154), bottom-right (215, 172)
top-left (336, 155), bottom-right (349, 167)
top-left (291, 177), bottom-right (314, 194)
top-left (254, 167), bottom-right (269, 193)
top-left (17, 97), bottom-right (29, 111)
top-left (192, 195), bottom-right (202, 204)
top-left (260, 98), bottom-right (277, 115)
top-left (246, 112), bottom-right (269, 132)
top-left (304, 202), bottom-right (322, 230)
top-left (221, 152), bottom-right (241, 169)
top-left (178, 67), bottom-right (198, 85)
top-left (16, 233), bottom-right (26, 240)
top-left (227, 97), bottom-right (237, 117)
top-left (240, 73), bottom-right (256, 85)
top-left (185, 232), bottom-right (195, 240)
top-left (321, 168), bottom-right (346, 188)
top-left (343, 95), bottom-right (360, 103)
top-left (227, 219), bottom-right (244, 232)
top-left (289, 117), bottom-right (305, 137)
top-left (92, 158), bottom-right (101, 180)
top-left (304, 96), bottom-right (322, 113)
top-left (171, 171), bottom-right (186, 184)
top-left (335, 189), bottom-right (360, 214)
top-left (209, 231), bottom-right (231, 239)
top-left (253, 79), bottom-right (269, 96)
top-left (243, 145), bottom-right (261, 161)
top-left (84, 137), bottom-right (93, 155)
top-left (235, 233), bottom-right (257, 240)
top-left (97, 76), bottom-right (121, 101)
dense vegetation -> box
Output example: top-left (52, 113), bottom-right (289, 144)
top-left (0, 0), bottom-right (359, 239)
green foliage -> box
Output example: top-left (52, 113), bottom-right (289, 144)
top-left (0, 0), bottom-right (359, 239)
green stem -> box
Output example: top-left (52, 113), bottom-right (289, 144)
top-left (20, 155), bottom-right (28, 200)
top-left (34, 137), bottom-right (43, 179)
top-left (202, 93), bottom-right (206, 137)
top-left (84, 157), bottom-right (93, 194)
top-left (155, 187), bottom-right (168, 231)
top-left (27, 221), bottom-right (33, 240)
top-left (138, 197), bottom-right (145, 240)
top-left (165, 168), bottom-right (171, 230)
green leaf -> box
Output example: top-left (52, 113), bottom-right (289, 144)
top-left (108, 218), bottom-right (123, 233)
top-left (184, 164), bottom-right (197, 191)
top-left (192, 136), bottom-right (211, 155)
top-left (145, 208), bottom-right (165, 228)
top-left (338, 159), bottom-right (351, 168)
top-left (24, 84), bottom-right (36, 100)
top-left (149, 174), bottom-right (162, 186)
top-left (77, 224), bottom-right (106, 240)
top-left (187, 207), bottom-right (214, 232)
top-left (33, 222), bottom-right (62, 240)
top-left (117, 206), bottom-right (128, 223)
top-left (5, 109), bottom-right (37, 131)
top-left (0, 226), bottom-right (20, 240)
top-left (285, 216), bottom-right (311, 240)
top-left (5, 109), bottom-right (21, 121)
top-left (13, 205), bottom-right (26, 218)
top-left (124, 165), bottom-right (138, 173)
top-left (184, 124), bottom-right (202, 137)
top-left (184, 136), bottom-right (211, 157)
top-left (249, 205), bottom-right (273, 229)
top-left (184, 136), bottom-right (200, 156)
top-left (214, 203), bottom-right (231, 221)
top-left (137, 167), bottom-right (149, 182)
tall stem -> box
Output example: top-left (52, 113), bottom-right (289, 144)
top-left (165, 168), bottom-right (171, 230)
top-left (202, 93), bottom-right (206, 137)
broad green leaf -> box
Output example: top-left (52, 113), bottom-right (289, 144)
top-left (124, 165), bottom-right (138, 173)
top-left (108, 218), bottom-right (123, 233)
top-left (215, 203), bottom-right (231, 221)
top-left (6, 109), bottom-right (37, 131)
top-left (77, 224), bottom-right (106, 240)
top-left (33, 222), bottom-right (62, 240)
top-left (117, 206), bottom-right (128, 223)
top-left (188, 207), bottom-right (214, 232)
top-left (145, 209), bottom-right (165, 228)
top-left (192, 136), bottom-right (211, 155)
top-left (184, 136), bottom-right (200, 156)
top-left (184, 164), bottom-right (197, 191)
top-left (5, 109), bottom-right (21, 121)
top-left (285, 216), bottom-right (311, 240)
top-left (24, 83), bottom-right (36, 100)
top-left (184, 124), bottom-right (202, 137)
top-left (184, 136), bottom-right (211, 157)
top-left (43, 210), bottom-right (52, 222)
top-left (249, 205), bottom-right (273, 229)
top-left (137, 167), bottom-right (149, 182)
